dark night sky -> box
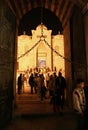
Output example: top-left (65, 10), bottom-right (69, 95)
top-left (18, 7), bottom-right (63, 36)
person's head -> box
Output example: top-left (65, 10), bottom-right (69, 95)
top-left (53, 72), bottom-right (56, 76)
top-left (50, 75), bottom-right (53, 79)
top-left (20, 73), bottom-right (22, 76)
top-left (76, 78), bottom-right (85, 89)
top-left (58, 72), bottom-right (62, 77)
top-left (31, 73), bottom-right (33, 76)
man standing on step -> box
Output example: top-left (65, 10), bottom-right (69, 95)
top-left (55, 72), bottom-right (66, 113)
top-left (28, 73), bottom-right (35, 94)
top-left (17, 73), bottom-right (22, 94)
top-left (73, 78), bottom-right (86, 130)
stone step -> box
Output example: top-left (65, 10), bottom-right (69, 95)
top-left (15, 93), bottom-right (53, 116)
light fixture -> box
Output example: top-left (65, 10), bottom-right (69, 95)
top-left (39, 0), bottom-right (46, 41)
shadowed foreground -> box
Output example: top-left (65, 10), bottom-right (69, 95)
top-left (2, 92), bottom-right (77, 130)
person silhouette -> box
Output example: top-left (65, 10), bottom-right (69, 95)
top-left (55, 72), bottom-right (66, 113)
top-left (17, 73), bottom-right (22, 94)
top-left (73, 78), bottom-right (86, 130)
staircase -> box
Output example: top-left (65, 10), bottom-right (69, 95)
top-left (14, 92), bottom-right (53, 116)
top-left (3, 90), bottom-right (77, 130)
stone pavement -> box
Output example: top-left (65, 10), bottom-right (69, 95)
top-left (2, 91), bottom-right (77, 130)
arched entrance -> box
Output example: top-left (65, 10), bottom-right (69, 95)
top-left (16, 24), bottom-right (65, 94)
top-left (15, 7), bottom-right (72, 105)
top-left (15, 7), bottom-right (70, 115)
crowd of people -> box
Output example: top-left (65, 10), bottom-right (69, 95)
top-left (17, 69), bottom-right (88, 130)
top-left (17, 70), bottom-right (66, 114)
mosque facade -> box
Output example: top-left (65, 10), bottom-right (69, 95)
top-left (17, 24), bottom-right (65, 75)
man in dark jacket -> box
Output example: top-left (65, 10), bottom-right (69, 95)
top-left (55, 72), bottom-right (66, 113)
top-left (29, 73), bottom-right (35, 94)
top-left (17, 73), bottom-right (22, 94)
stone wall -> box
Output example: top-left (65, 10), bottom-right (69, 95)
top-left (63, 6), bottom-right (87, 106)
top-left (70, 6), bottom-right (87, 84)
top-left (0, 0), bottom-right (16, 127)
top-left (63, 22), bottom-right (72, 107)
top-left (84, 16), bottom-right (88, 82)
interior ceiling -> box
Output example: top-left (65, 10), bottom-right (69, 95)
top-left (6, 0), bottom-right (88, 32)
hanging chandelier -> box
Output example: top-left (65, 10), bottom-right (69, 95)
top-left (39, 0), bottom-right (46, 41)
top-left (39, 22), bottom-right (47, 41)
top-left (40, 23), bottom-right (45, 41)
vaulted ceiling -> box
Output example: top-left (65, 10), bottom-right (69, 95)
top-left (6, 0), bottom-right (88, 29)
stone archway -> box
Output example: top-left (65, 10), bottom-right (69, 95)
top-left (17, 7), bottom-right (72, 107)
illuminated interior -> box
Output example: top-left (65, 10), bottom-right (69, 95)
top-left (17, 24), bottom-right (65, 77)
